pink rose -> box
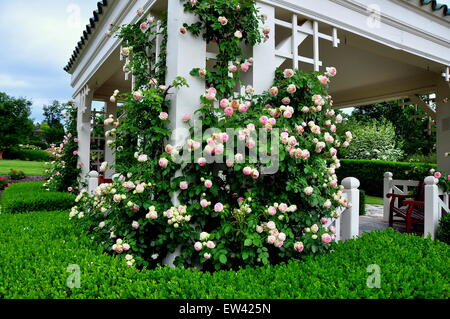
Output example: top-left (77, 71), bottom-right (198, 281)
top-left (159, 158), bottom-right (168, 167)
top-left (200, 199), bottom-right (209, 208)
top-left (219, 99), bottom-right (229, 109)
top-left (133, 91), bottom-right (143, 101)
top-left (204, 180), bottom-right (213, 188)
top-left (317, 75), bottom-right (330, 85)
top-left (73, 150), bottom-right (78, 155)
top-left (322, 233), bottom-right (332, 244)
top-left (287, 84), bottom-right (297, 94)
top-left (283, 69), bottom-right (294, 78)
top-left (267, 235), bottom-right (276, 244)
top-left (268, 206), bottom-right (277, 216)
top-left (197, 157), bottom-right (207, 166)
top-left (194, 242), bottom-right (202, 251)
top-left (224, 107), bottom-right (234, 116)
top-left (214, 202), bottom-right (224, 212)
top-left (434, 172), bottom-right (442, 179)
top-left (159, 112), bottom-right (168, 120)
top-left (179, 181), bottom-right (188, 190)
top-left (240, 63), bottom-right (250, 72)
top-left (243, 167), bottom-right (252, 175)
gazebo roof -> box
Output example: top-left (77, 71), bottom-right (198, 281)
top-left (63, 0), bottom-right (109, 73)
top-left (419, 0), bottom-right (449, 16)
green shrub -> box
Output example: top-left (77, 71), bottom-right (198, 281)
top-left (9, 169), bottom-right (25, 180)
top-left (4, 148), bottom-right (50, 162)
top-left (437, 214), bottom-right (450, 244)
top-left (336, 159), bottom-right (436, 197)
top-left (340, 119), bottom-right (403, 161)
top-left (0, 182), bottom-right (75, 214)
top-left (359, 189), bottom-right (366, 216)
top-left (0, 211), bottom-right (448, 299)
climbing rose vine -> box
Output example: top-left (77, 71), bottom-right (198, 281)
top-left (71, 0), bottom-right (352, 271)
top-left (44, 101), bottom-right (81, 193)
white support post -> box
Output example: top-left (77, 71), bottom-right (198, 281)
top-left (312, 20), bottom-right (320, 72)
top-left (163, 0), bottom-right (206, 268)
top-left (76, 87), bottom-right (93, 186)
top-left (424, 176), bottom-right (439, 240)
top-left (340, 177), bottom-right (360, 240)
top-left (291, 14), bottom-right (298, 70)
top-left (252, 2), bottom-right (277, 94)
top-left (165, 0), bottom-right (206, 147)
top-left (88, 171), bottom-right (99, 195)
top-left (104, 101), bottom-right (117, 179)
top-left (383, 172), bottom-right (393, 222)
top-left (436, 80), bottom-right (450, 172)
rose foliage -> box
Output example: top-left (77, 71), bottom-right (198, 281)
top-left (70, 0), bottom-right (353, 270)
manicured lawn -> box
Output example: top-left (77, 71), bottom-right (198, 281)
top-left (0, 210), bottom-right (448, 299)
top-left (0, 160), bottom-right (45, 176)
top-left (365, 195), bottom-right (384, 205)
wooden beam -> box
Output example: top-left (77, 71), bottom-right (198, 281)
top-left (409, 95), bottom-right (436, 120)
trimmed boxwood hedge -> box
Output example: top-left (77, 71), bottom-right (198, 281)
top-left (0, 182), bottom-right (75, 214)
top-left (3, 148), bottom-right (50, 162)
top-left (0, 210), bottom-right (448, 299)
top-left (336, 159), bottom-right (436, 197)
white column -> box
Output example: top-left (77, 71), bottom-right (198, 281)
top-left (163, 0), bottom-right (206, 268)
top-left (340, 177), bottom-right (360, 240)
top-left (424, 176), bottom-right (439, 240)
top-left (436, 80), bottom-right (450, 172)
top-left (76, 91), bottom-right (93, 185)
top-left (104, 101), bottom-right (117, 179)
top-left (252, 2), bottom-right (277, 94)
top-left (383, 172), bottom-right (393, 222)
top-left (165, 0), bottom-right (206, 148)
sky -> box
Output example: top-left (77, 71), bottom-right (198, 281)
top-left (0, 0), bottom-right (449, 123)
top-left (0, 0), bottom-right (98, 123)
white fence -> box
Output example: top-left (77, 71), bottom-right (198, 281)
top-left (383, 172), bottom-right (449, 239)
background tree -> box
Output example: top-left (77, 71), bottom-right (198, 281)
top-left (0, 92), bottom-right (34, 159)
top-left (349, 101), bottom-right (435, 158)
top-left (41, 100), bottom-right (65, 145)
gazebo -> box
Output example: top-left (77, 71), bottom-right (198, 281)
top-left (64, 0), bottom-right (450, 181)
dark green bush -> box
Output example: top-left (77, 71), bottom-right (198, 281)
top-left (336, 159), bottom-right (436, 197)
top-left (437, 214), bottom-right (450, 244)
top-left (3, 148), bottom-right (50, 162)
top-left (0, 182), bottom-right (75, 214)
top-left (0, 210), bottom-right (447, 299)
top-left (359, 189), bottom-right (366, 216)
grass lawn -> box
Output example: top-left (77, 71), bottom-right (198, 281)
top-left (365, 195), bottom-right (384, 205)
top-left (0, 160), bottom-right (45, 176)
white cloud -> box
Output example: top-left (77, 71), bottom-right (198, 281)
top-left (0, 73), bottom-right (31, 88)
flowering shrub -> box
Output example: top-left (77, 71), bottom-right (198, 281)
top-left (0, 177), bottom-right (11, 191)
top-left (72, 0), bottom-right (352, 270)
top-left (43, 102), bottom-right (81, 193)
top-left (9, 169), bottom-right (25, 180)
top-left (429, 168), bottom-right (450, 193)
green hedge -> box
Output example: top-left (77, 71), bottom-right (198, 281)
top-left (0, 182), bottom-right (75, 214)
top-left (0, 210), bottom-right (448, 299)
top-left (3, 148), bottom-right (50, 162)
top-left (359, 189), bottom-right (366, 215)
top-left (437, 214), bottom-right (450, 244)
top-left (336, 159), bottom-right (436, 197)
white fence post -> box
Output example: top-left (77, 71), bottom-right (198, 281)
top-left (424, 176), bottom-right (439, 239)
top-left (88, 171), bottom-right (99, 195)
top-left (341, 177), bottom-right (360, 240)
top-left (383, 172), bottom-right (393, 222)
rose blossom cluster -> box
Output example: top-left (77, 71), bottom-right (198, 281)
top-left (194, 232), bottom-right (215, 260)
top-left (256, 221), bottom-right (286, 248)
top-left (304, 223), bottom-right (336, 244)
top-left (163, 205), bottom-right (191, 228)
top-left (112, 238), bottom-right (131, 254)
top-left (280, 131), bottom-right (310, 160)
top-left (266, 202), bottom-right (297, 220)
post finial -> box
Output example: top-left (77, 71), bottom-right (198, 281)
top-left (424, 176), bottom-right (438, 185)
top-left (89, 170), bottom-right (99, 178)
top-left (342, 177), bottom-right (360, 189)
top-left (384, 172), bottom-right (393, 178)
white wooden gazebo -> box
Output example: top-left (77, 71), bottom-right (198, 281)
top-left (64, 0), bottom-right (450, 181)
